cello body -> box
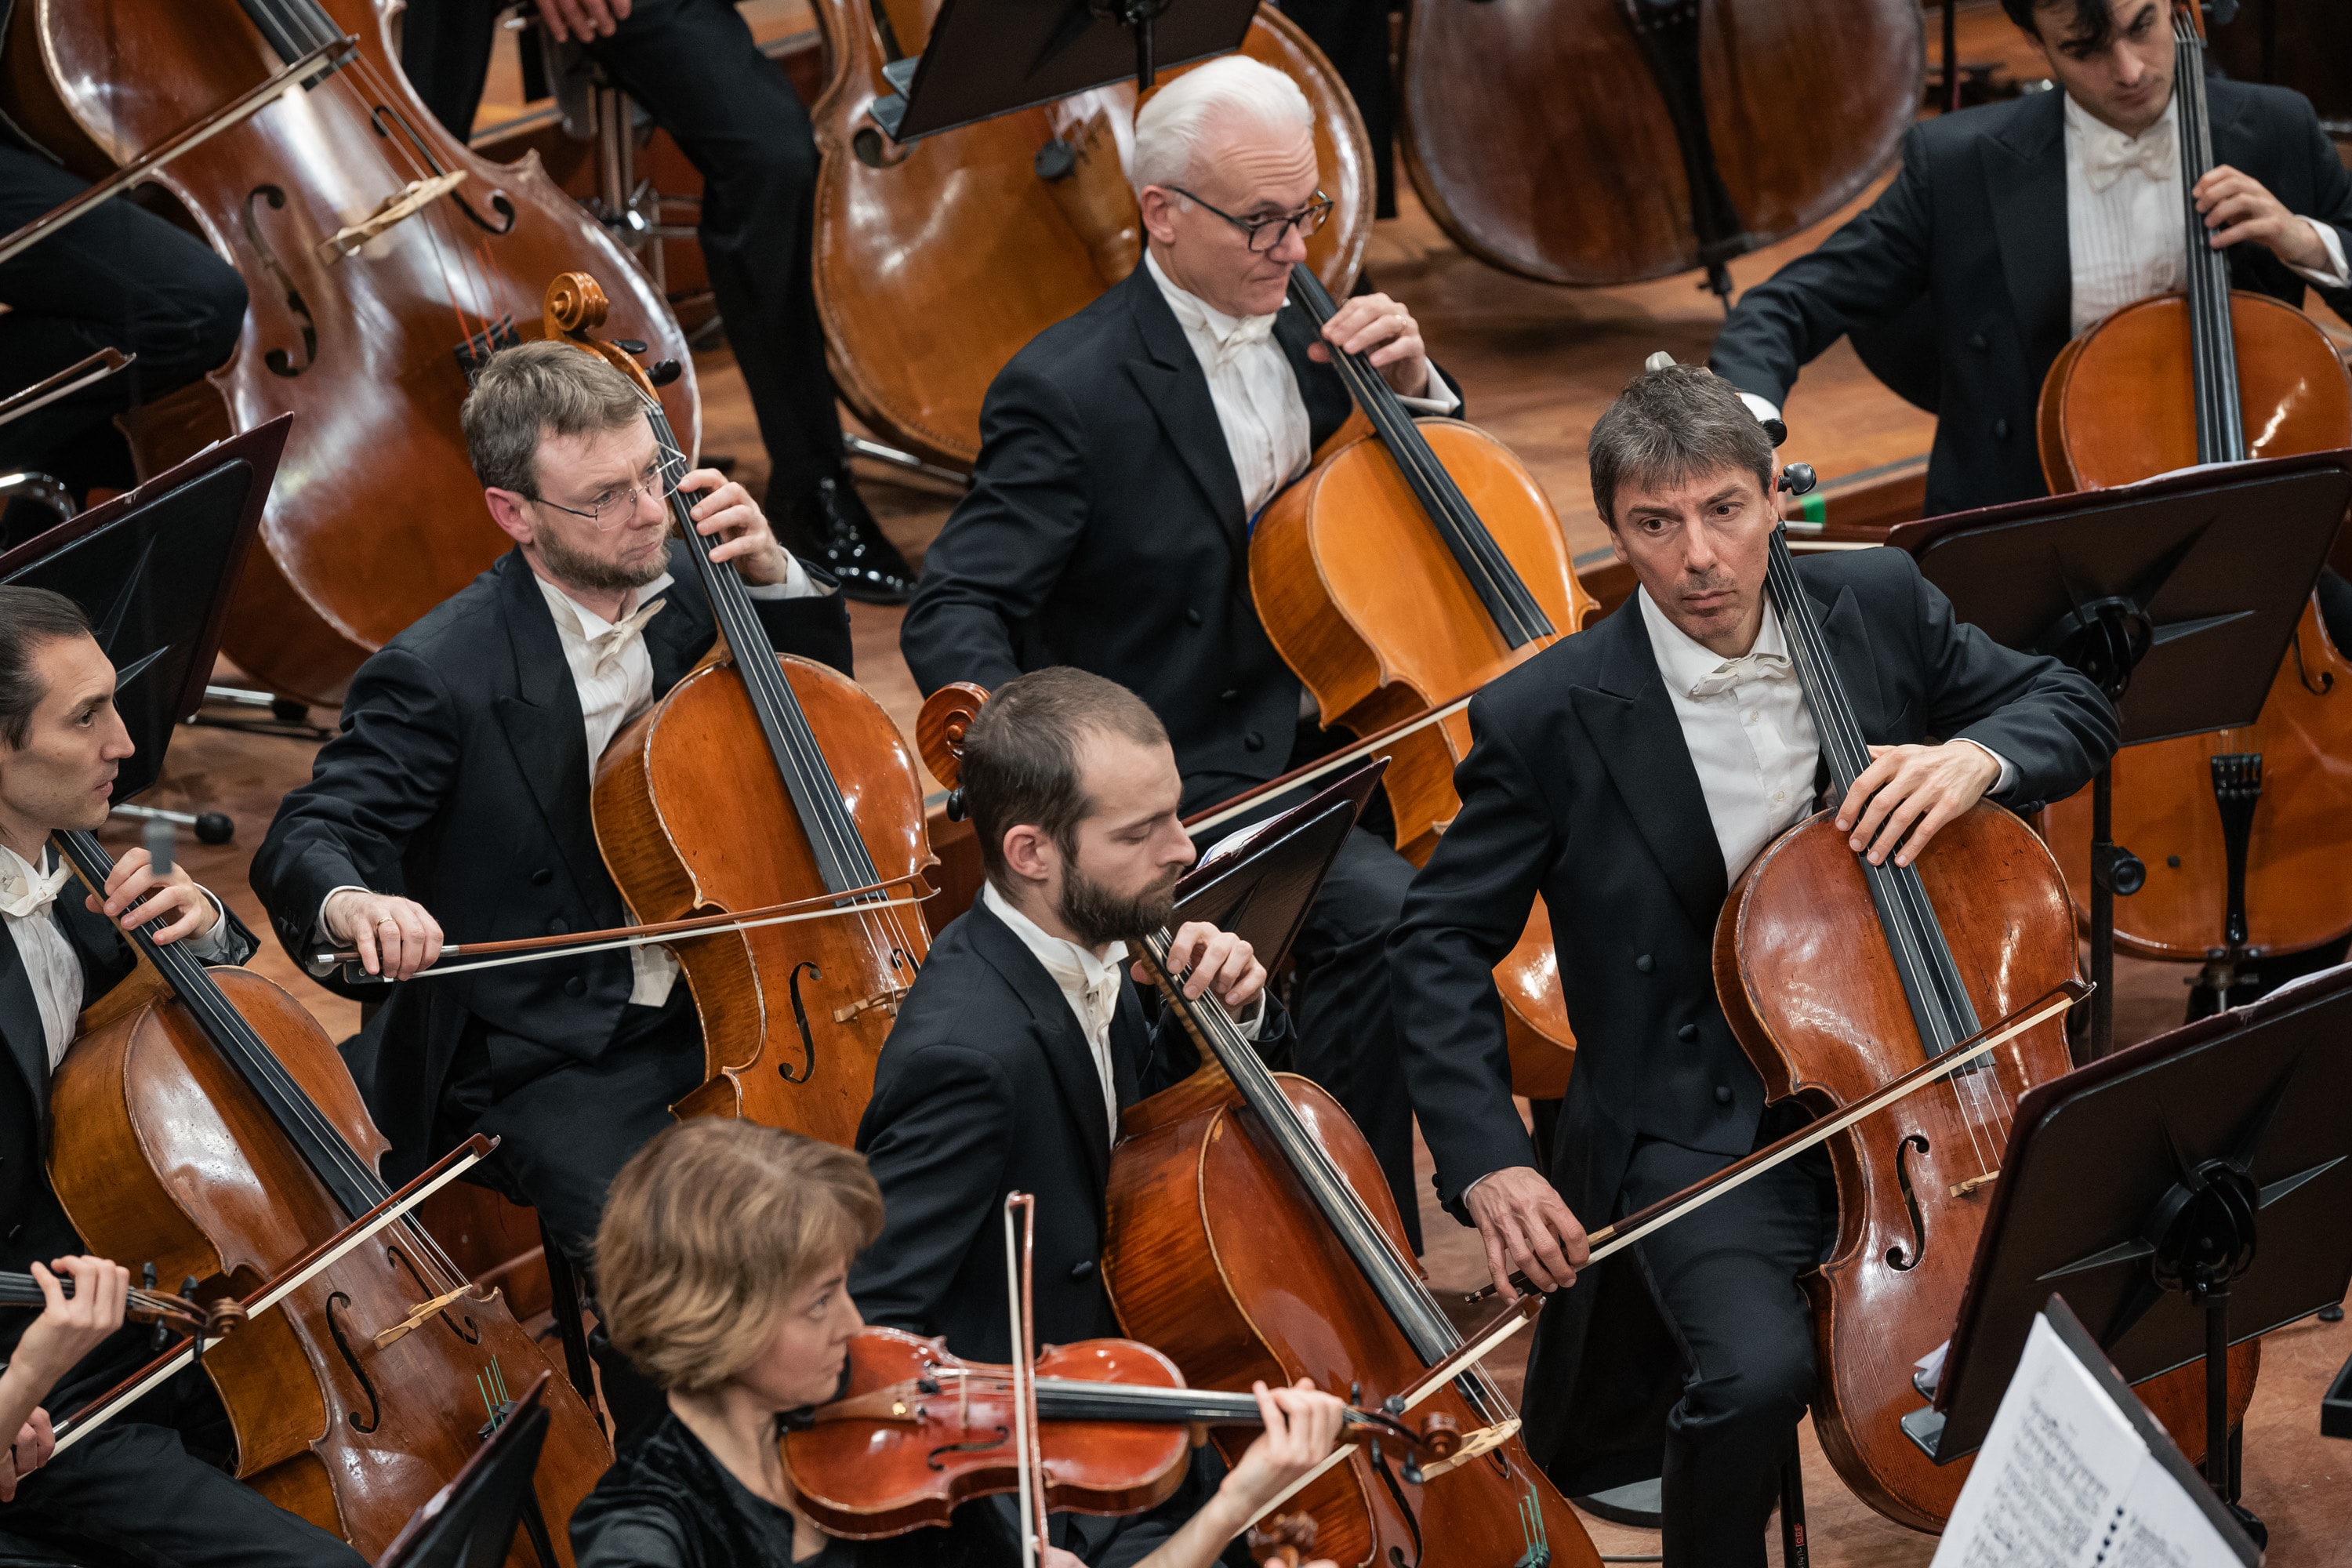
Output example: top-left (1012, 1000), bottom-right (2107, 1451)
top-left (0, 0), bottom-right (694, 708)
top-left (592, 652), bottom-right (936, 1149)
top-left (1715, 807), bottom-right (2080, 1529)
top-left (1399, 0), bottom-right (1922, 285)
top-left (807, 0), bottom-right (1370, 466)
top-left (49, 965), bottom-right (609, 1563)
top-left (2038, 290), bottom-right (2352, 961)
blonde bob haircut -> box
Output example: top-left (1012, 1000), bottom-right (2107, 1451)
top-left (593, 1120), bottom-right (883, 1394)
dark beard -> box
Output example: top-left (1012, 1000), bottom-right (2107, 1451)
top-left (1058, 861), bottom-right (1179, 949)
top-left (534, 523), bottom-right (670, 596)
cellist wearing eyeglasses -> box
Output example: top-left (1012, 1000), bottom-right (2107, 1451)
top-left (899, 56), bottom-right (1454, 1252)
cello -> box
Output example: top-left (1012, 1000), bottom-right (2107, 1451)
top-left (547, 275), bottom-right (939, 1149)
top-left (45, 830), bottom-right (612, 1563)
top-left (1251, 263), bottom-right (1591, 1097)
top-left (807, 2), bottom-right (1370, 467)
top-left (1398, 0), bottom-right (1923, 297)
top-left (0, 0), bottom-right (694, 709)
top-left (2036, 2), bottom-right (2352, 1000)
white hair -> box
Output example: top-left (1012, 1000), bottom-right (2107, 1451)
top-left (1131, 55), bottom-right (1313, 195)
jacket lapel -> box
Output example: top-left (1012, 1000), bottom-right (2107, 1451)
top-left (490, 552), bottom-right (604, 898)
top-left (1122, 267), bottom-right (1250, 557)
top-left (967, 901), bottom-right (1116, 1204)
top-left (0, 923), bottom-right (49, 1133)
top-left (1569, 605), bottom-right (1729, 938)
top-left (1984, 89), bottom-right (2072, 372)
top-left (1810, 580), bottom-right (1893, 735)
top-left (641, 543), bottom-right (710, 696)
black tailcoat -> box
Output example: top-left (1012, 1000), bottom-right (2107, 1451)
top-left (1710, 80), bottom-right (2352, 516)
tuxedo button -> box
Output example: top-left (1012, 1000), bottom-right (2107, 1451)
top-left (564, 975), bottom-right (587, 998)
top-left (1991, 418), bottom-right (2010, 440)
top-left (1715, 1084), bottom-right (1733, 1105)
top-left (1635, 954), bottom-right (1655, 974)
top-left (1243, 731), bottom-right (1265, 752)
top-left (1968, 332), bottom-right (1989, 350)
top-left (1220, 689), bottom-right (1240, 705)
top-left (1069, 1259), bottom-right (1096, 1281)
top-left (547, 917), bottom-right (568, 935)
top-left (5, 1224), bottom-right (20, 1243)
top-left (530, 868), bottom-right (554, 887)
top-left (1185, 608), bottom-right (1203, 627)
top-left (1678, 1023), bottom-right (1699, 1044)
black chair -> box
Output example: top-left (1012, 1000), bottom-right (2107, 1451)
top-left (374, 1371), bottom-right (560, 1568)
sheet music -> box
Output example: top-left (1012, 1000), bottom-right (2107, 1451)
top-left (1931, 1317), bottom-right (2246, 1568)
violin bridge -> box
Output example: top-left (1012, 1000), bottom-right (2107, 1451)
top-left (372, 1282), bottom-right (477, 1349)
top-left (1409, 1415), bottom-right (1519, 1480)
top-left (832, 985), bottom-right (910, 1025)
top-left (1949, 1171), bottom-right (1999, 1199)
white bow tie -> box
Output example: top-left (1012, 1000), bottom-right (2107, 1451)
top-left (1198, 311), bottom-right (1278, 372)
top-left (0, 852), bottom-right (73, 920)
top-left (1690, 651), bottom-right (1792, 699)
top-left (554, 595), bottom-right (667, 677)
top-left (2082, 124), bottom-right (2176, 193)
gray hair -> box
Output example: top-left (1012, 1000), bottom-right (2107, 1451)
top-left (1131, 55), bottom-right (1313, 195)
top-left (1588, 361), bottom-right (1776, 529)
top-left (459, 338), bottom-right (646, 499)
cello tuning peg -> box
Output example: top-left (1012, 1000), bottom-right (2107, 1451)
top-left (614, 339), bottom-right (648, 354)
top-left (647, 359), bottom-right (684, 388)
top-left (1777, 463), bottom-right (1817, 495)
top-left (944, 787), bottom-right (969, 824)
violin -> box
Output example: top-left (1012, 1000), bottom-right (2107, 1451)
top-left (806, 2), bottom-right (1370, 467)
top-left (549, 274), bottom-right (938, 1147)
top-left (782, 1326), bottom-right (1453, 1538)
top-left (0, 1272), bottom-right (245, 1343)
top-left (0, 0), bottom-right (694, 709)
top-left (45, 830), bottom-right (612, 1562)
top-left (2036, 2), bottom-right (2352, 997)
top-left (1250, 263), bottom-right (1592, 1098)
top-left (1397, 0), bottom-right (1923, 296)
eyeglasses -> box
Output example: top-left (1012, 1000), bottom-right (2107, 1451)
top-left (528, 463), bottom-right (669, 532)
top-left (1165, 187), bottom-right (1334, 253)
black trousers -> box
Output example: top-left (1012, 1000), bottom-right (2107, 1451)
top-left (1620, 1132), bottom-right (1833, 1568)
top-left (0, 141), bottom-right (245, 528)
top-left (1289, 826), bottom-right (1422, 1252)
top-left (401, 0), bottom-right (847, 510)
top-left (0, 1359), bottom-right (361, 1568)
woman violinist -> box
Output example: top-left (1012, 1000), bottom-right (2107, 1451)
top-left (1388, 365), bottom-right (2116, 1566)
top-left (575, 1116), bottom-right (1345, 1568)
top-left (0, 586), bottom-right (360, 1566)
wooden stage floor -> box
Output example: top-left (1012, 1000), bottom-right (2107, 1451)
top-left (114, 31), bottom-right (2352, 1555)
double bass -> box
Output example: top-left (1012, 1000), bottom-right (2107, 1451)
top-left (2037, 2), bottom-right (2352, 998)
top-left (808, 0), bottom-right (1370, 467)
top-left (550, 276), bottom-right (938, 1148)
top-left (1251, 264), bottom-right (1590, 1097)
top-left (0, 0), bottom-right (694, 709)
top-left (47, 831), bottom-right (611, 1562)
top-left (1399, 0), bottom-right (1923, 297)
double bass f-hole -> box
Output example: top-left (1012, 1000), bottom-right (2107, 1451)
top-left (782, 962), bottom-right (822, 1083)
top-left (241, 185), bottom-right (318, 377)
top-left (1886, 1134), bottom-right (1930, 1272)
top-left (367, 104), bottom-right (517, 234)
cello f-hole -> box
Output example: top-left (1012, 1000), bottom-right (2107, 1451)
top-left (782, 962), bottom-right (822, 1083)
top-left (325, 1292), bottom-right (384, 1433)
top-left (2292, 629), bottom-right (2335, 696)
top-left (1886, 1134), bottom-right (1930, 1272)
top-left (241, 185), bottom-right (318, 377)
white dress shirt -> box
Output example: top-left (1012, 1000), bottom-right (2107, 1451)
top-left (315, 557), bottom-right (825, 1007)
top-left (2, 842), bottom-right (238, 1072)
top-left (981, 880), bottom-right (1261, 1142)
top-left (1144, 251), bottom-right (1461, 521)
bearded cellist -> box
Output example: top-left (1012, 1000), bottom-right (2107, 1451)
top-left (0, 585), bottom-right (361, 1567)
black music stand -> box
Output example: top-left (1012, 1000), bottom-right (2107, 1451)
top-left (872, 0), bottom-right (1257, 141)
top-left (374, 1371), bottom-right (557, 1568)
top-left (1900, 962), bottom-right (2352, 1545)
top-left (1173, 759), bottom-right (1381, 977)
top-left (0, 418), bottom-right (286, 810)
top-left (1885, 451), bottom-right (2352, 1059)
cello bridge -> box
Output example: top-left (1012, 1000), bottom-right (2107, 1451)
top-left (833, 985), bottom-right (910, 1024)
top-left (1949, 1171), bottom-right (1998, 1199)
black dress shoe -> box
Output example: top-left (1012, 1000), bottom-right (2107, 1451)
top-left (791, 475), bottom-right (916, 604)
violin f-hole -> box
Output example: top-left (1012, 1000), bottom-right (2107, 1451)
top-left (1886, 1134), bottom-right (1931, 1272)
top-left (241, 186), bottom-right (318, 377)
top-left (782, 962), bottom-right (822, 1083)
top-left (924, 1426), bottom-right (1007, 1471)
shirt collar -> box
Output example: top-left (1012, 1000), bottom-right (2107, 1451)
top-left (535, 570), bottom-right (673, 641)
top-left (1635, 586), bottom-right (1790, 699)
top-left (2063, 88), bottom-right (2176, 162)
top-left (0, 841), bottom-right (70, 921)
top-left (1145, 249), bottom-right (1279, 353)
top-left (981, 880), bottom-right (1127, 996)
